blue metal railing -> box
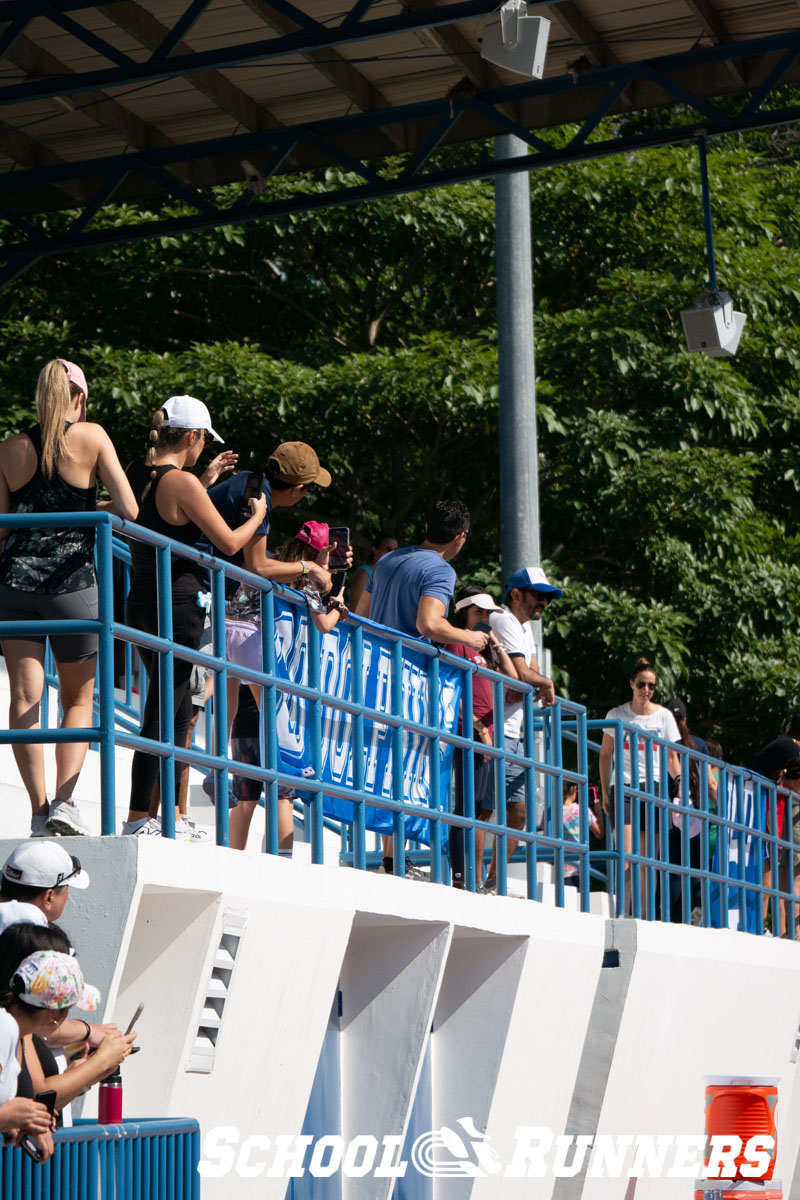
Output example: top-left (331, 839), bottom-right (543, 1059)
top-left (0, 511), bottom-right (797, 934)
top-left (0, 1118), bottom-right (200, 1199)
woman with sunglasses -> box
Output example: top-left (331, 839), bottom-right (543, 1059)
top-left (598, 657), bottom-right (680, 911)
top-left (123, 396), bottom-right (267, 837)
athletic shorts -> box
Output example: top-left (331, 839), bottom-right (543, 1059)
top-left (226, 619), bottom-right (262, 673)
top-left (231, 734), bottom-right (294, 807)
top-left (190, 616), bottom-right (213, 707)
top-left (0, 582), bottom-right (98, 662)
top-left (779, 796), bottom-right (800, 868)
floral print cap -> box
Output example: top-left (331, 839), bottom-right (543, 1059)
top-left (12, 950), bottom-right (101, 1011)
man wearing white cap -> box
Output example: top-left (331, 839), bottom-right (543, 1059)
top-left (0, 842), bottom-right (121, 1051)
top-left (483, 567), bottom-right (562, 892)
top-left (0, 841), bottom-right (89, 934)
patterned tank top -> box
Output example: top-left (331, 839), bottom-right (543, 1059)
top-left (0, 424), bottom-right (97, 594)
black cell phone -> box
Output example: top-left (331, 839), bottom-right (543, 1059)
top-left (327, 526), bottom-right (349, 571)
top-left (473, 621), bottom-right (492, 634)
top-left (35, 1091), bottom-right (57, 1118)
top-left (240, 471), bottom-right (264, 517)
top-left (19, 1135), bottom-right (43, 1163)
top-left (19, 1093), bottom-right (55, 1164)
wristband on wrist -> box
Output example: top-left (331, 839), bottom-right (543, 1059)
top-left (300, 560), bottom-right (310, 579)
top-left (80, 1020), bottom-right (91, 1042)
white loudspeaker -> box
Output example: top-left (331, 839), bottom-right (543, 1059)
top-left (481, 3), bottom-right (550, 79)
top-left (680, 292), bottom-right (747, 357)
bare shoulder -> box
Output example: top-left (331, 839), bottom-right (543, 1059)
top-left (69, 421), bottom-right (111, 446)
top-left (0, 430), bottom-right (36, 472)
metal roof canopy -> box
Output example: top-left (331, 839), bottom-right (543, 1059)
top-left (2, 0), bottom-right (800, 284)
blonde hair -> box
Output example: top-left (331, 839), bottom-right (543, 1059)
top-left (140, 408), bottom-right (191, 501)
top-left (36, 360), bottom-right (82, 479)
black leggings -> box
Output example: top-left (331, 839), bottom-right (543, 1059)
top-left (126, 595), bottom-right (205, 815)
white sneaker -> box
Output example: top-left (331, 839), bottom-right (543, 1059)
top-left (46, 799), bottom-right (91, 836)
top-left (30, 809), bottom-right (50, 837)
top-left (121, 817), bottom-right (162, 837)
top-left (175, 817), bottom-right (211, 844)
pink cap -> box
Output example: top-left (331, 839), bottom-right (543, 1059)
top-left (295, 521), bottom-right (329, 552)
top-left (57, 359), bottom-right (88, 399)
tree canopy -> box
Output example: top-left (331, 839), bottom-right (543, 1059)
top-left (2, 121), bottom-right (800, 763)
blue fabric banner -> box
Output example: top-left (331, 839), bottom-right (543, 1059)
top-left (272, 594), bottom-right (463, 845)
top-left (709, 776), bottom-right (765, 932)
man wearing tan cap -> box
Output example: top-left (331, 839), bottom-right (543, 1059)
top-left (200, 441), bottom-right (333, 592)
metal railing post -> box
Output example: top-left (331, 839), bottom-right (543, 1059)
top-left (351, 624), bottom-right (366, 873)
top-left (428, 653), bottom-right (442, 884)
top-left (155, 544), bottom-right (175, 837)
top-left (261, 586), bottom-right (279, 857)
top-left (390, 640), bottom-right (406, 877)
top-left (96, 518), bottom-right (117, 835)
top-left (210, 564), bottom-right (229, 846)
top-left (307, 614), bottom-right (324, 865)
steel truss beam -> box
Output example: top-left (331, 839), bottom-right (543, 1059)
top-left (2, 28), bottom-right (800, 286)
top-left (0, 0), bottom-right (551, 106)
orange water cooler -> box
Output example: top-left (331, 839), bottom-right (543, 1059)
top-left (701, 1075), bottom-right (780, 1196)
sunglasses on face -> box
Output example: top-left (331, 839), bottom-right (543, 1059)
top-left (635, 681), bottom-right (656, 691)
top-left (524, 589), bottom-right (552, 604)
top-left (56, 855), bottom-right (81, 886)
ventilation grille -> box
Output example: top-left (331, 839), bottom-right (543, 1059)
top-left (186, 909), bottom-right (247, 1074)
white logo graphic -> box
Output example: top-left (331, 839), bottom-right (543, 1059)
top-left (410, 1118), bottom-right (503, 1178)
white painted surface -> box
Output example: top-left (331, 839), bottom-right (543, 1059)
top-left (0, 662), bottom-right (799, 1200)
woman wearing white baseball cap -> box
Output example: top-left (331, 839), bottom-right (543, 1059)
top-left (0, 359), bottom-right (139, 839)
top-left (123, 397), bottom-right (268, 838)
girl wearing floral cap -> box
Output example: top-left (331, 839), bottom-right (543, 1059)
top-left (0, 948), bottom-right (100, 1160)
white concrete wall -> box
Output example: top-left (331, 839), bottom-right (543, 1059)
top-left (1, 652), bottom-right (800, 1200)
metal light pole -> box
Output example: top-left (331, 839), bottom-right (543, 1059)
top-left (494, 133), bottom-right (541, 585)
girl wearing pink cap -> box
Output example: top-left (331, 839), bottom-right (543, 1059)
top-left (225, 521), bottom-right (348, 851)
top-left (0, 360), bottom-right (138, 838)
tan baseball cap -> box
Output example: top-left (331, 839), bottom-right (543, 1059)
top-left (268, 442), bottom-right (331, 487)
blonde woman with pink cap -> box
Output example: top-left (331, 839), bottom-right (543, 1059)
top-left (0, 359), bottom-right (138, 838)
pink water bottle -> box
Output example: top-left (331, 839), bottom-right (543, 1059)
top-left (97, 1068), bottom-right (123, 1123)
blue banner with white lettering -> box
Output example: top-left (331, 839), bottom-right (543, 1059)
top-left (272, 594), bottom-right (463, 844)
top-left (709, 776), bottom-right (765, 932)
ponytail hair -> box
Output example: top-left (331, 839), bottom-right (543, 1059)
top-left (36, 360), bottom-right (81, 479)
top-left (140, 408), bottom-right (189, 501)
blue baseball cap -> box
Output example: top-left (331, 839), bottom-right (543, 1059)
top-left (506, 566), bottom-right (562, 600)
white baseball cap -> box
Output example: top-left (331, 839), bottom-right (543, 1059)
top-left (3, 842), bottom-right (90, 890)
top-left (161, 395), bottom-right (223, 443)
top-left (454, 593), bottom-right (503, 614)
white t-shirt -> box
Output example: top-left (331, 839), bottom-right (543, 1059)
top-left (0, 1009), bottom-right (20, 1104)
top-left (604, 702), bottom-right (680, 784)
top-left (0, 901), bottom-right (48, 936)
top-left (489, 606), bottom-right (537, 741)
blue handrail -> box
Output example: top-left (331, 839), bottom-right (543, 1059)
top-left (0, 510), bottom-right (796, 935)
top-left (0, 1117), bottom-right (200, 1200)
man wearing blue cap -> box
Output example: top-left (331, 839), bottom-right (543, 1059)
top-left (482, 566), bottom-right (562, 892)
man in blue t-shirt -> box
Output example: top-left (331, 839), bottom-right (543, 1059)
top-left (199, 440), bottom-right (332, 593)
top-left (355, 499), bottom-right (489, 652)
top-left (354, 499), bottom-right (490, 878)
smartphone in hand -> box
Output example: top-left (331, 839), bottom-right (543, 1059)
top-left (240, 472), bottom-right (264, 517)
top-left (327, 526), bottom-right (350, 571)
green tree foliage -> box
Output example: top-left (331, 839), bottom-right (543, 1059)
top-left (2, 130), bottom-right (800, 760)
